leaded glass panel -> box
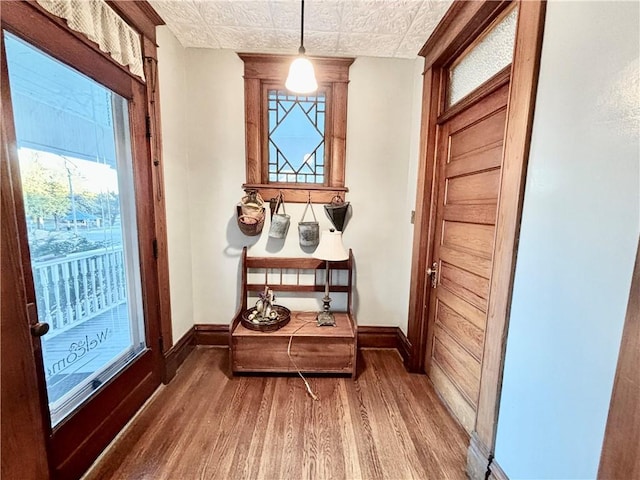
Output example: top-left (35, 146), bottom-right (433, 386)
top-left (267, 89), bottom-right (326, 184)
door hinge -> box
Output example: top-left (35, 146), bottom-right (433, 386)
top-left (411, 210), bottom-right (416, 224)
top-left (152, 238), bottom-right (158, 259)
top-left (145, 115), bottom-right (152, 138)
top-left (26, 302), bottom-right (38, 324)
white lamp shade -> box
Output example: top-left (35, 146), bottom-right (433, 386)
top-left (313, 230), bottom-right (348, 261)
top-left (285, 56), bottom-right (318, 94)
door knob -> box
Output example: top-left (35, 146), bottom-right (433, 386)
top-left (30, 322), bottom-right (50, 337)
top-left (426, 262), bottom-right (438, 289)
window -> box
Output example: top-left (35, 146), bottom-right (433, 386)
top-left (267, 89), bottom-right (326, 184)
top-left (447, 6), bottom-right (518, 107)
top-left (5, 31), bottom-right (147, 427)
top-left (239, 53), bottom-right (353, 203)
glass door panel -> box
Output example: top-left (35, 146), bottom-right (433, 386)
top-left (4, 32), bottom-right (146, 426)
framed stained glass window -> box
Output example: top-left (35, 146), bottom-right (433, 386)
top-left (267, 89), bottom-right (326, 184)
top-left (239, 53), bottom-right (353, 203)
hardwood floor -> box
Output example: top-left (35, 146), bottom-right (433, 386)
top-left (84, 347), bottom-right (468, 480)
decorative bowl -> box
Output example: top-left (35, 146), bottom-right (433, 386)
top-left (240, 305), bottom-right (291, 332)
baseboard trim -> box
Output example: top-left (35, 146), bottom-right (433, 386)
top-left (467, 432), bottom-right (492, 480)
top-left (163, 326), bottom-right (195, 384)
top-left (194, 324), bottom-right (229, 346)
top-left (397, 328), bottom-right (411, 364)
top-left (488, 458), bottom-right (508, 480)
top-left (358, 326), bottom-right (398, 348)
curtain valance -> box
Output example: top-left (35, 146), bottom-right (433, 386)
top-left (36, 0), bottom-right (145, 80)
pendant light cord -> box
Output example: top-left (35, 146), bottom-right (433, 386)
top-left (299, 0), bottom-right (306, 55)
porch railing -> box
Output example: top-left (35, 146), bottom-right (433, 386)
top-left (32, 247), bottom-right (127, 337)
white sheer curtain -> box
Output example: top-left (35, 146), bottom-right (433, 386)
top-left (36, 0), bottom-right (145, 80)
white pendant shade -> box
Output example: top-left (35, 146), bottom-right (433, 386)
top-left (313, 230), bottom-right (348, 261)
top-left (285, 56), bottom-right (318, 94)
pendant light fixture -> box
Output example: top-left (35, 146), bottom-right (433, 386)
top-left (285, 0), bottom-right (318, 94)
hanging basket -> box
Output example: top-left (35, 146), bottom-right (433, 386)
top-left (237, 205), bottom-right (265, 236)
top-left (324, 194), bottom-right (350, 232)
top-left (268, 192), bottom-right (290, 239)
top-left (298, 197), bottom-right (319, 247)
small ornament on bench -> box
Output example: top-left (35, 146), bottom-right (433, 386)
top-left (241, 286), bottom-right (291, 332)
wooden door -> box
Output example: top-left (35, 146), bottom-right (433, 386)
top-left (2, 5), bottom-right (164, 478)
top-left (424, 84), bottom-right (509, 433)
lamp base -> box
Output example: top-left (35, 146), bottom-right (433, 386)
top-left (316, 310), bottom-right (336, 327)
top-left (317, 294), bottom-right (336, 326)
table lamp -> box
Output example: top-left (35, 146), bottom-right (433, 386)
top-left (313, 229), bottom-right (349, 326)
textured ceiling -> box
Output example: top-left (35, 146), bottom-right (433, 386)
top-left (149, 0), bottom-right (452, 59)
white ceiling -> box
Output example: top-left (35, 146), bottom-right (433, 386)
top-left (149, 0), bottom-right (453, 59)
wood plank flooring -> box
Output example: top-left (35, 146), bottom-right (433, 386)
top-left (84, 347), bottom-right (468, 480)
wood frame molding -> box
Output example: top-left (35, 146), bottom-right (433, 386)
top-left (141, 38), bottom-right (173, 354)
top-left (108, 0), bottom-right (174, 355)
top-left (106, 0), bottom-right (165, 42)
top-left (488, 457), bottom-right (509, 480)
top-left (106, 0), bottom-right (174, 354)
top-left (239, 53), bottom-right (354, 203)
top-left (598, 239), bottom-right (640, 479)
top-left (397, 328), bottom-right (412, 364)
top-left (419, 1), bottom-right (511, 69)
top-left (473, 3), bottom-right (546, 475)
top-left (468, 432), bottom-right (493, 480)
top-left (405, 1), bottom-right (547, 478)
top-left (405, 65), bottom-right (442, 373)
top-left (1, 33), bottom-right (52, 480)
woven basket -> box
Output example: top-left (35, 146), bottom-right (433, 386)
top-left (241, 305), bottom-right (291, 332)
top-left (237, 205), bottom-right (265, 236)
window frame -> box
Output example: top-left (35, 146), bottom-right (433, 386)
top-left (239, 53), bottom-right (353, 203)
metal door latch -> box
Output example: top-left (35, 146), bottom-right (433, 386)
top-left (426, 262), bottom-right (438, 289)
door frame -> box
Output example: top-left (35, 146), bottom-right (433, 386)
top-left (598, 239), bottom-right (640, 478)
top-left (0, 2), bottom-right (171, 478)
top-left (405, 0), bottom-right (546, 477)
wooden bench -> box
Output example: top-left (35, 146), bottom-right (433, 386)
top-left (230, 247), bottom-right (357, 377)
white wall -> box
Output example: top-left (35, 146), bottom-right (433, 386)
top-left (494, 2), bottom-right (640, 478)
top-left (184, 48), bottom-right (246, 326)
top-left (180, 49), bottom-right (418, 327)
top-left (156, 26), bottom-right (194, 342)
top-left (343, 56), bottom-right (417, 329)
top-left (401, 57), bottom-right (426, 333)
